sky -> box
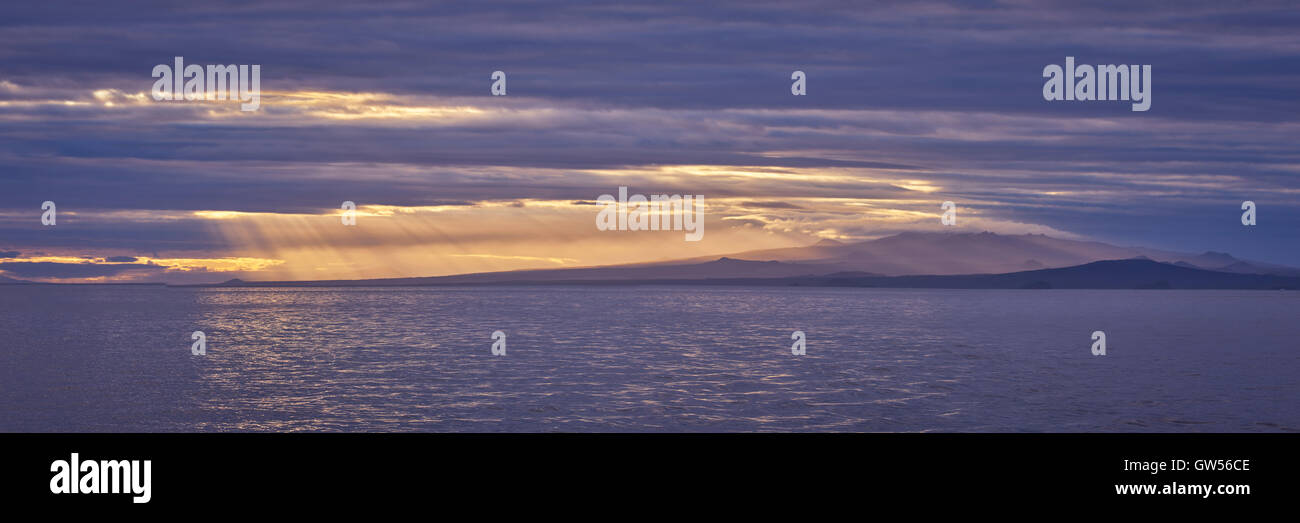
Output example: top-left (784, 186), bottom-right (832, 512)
top-left (1, 0), bottom-right (1297, 283)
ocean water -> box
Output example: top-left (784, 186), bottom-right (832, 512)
top-left (1, 285), bottom-right (1297, 432)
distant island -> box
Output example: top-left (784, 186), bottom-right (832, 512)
top-left (5, 232), bottom-right (1297, 290)
top-left (186, 232), bottom-right (1300, 290)
top-left (173, 258), bottom-right (1296, 290)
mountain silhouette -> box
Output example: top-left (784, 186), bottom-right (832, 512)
top-left (791, 259), bottom-right (1299, 290)
top-left (697, 231), bottom-right (1298, 277)
top-left (156, 231), bottom-right (1300, 288)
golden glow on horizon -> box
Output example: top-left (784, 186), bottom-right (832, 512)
top-left (1, 195), bottom-right (1082, 283)
top-left (192, 200), bottom-right (793, 281)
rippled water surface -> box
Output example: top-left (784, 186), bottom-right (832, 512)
top-left (2, 285), bottom-right (1297, 432)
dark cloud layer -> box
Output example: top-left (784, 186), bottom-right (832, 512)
top-left (3, 1), bottom-right (1297, 117)
top-left (0, 261), bottom-right (162, 278)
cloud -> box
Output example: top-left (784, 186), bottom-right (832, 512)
top-left (0, 261), bottom-right (163, 279)
top-left (0, 0), bottom-right (1297, 272)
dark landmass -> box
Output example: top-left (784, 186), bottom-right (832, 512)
top-left (659, 231), bottom-right (1300, 277)
top-left (793, 259), bottom-right (1300, 290)
top-left (180, 259), bottom-right (1299, 290)
top-left (171, 257), bottom-right (854, 287)
top-left (6, 231), bottom-right (1299, 289)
